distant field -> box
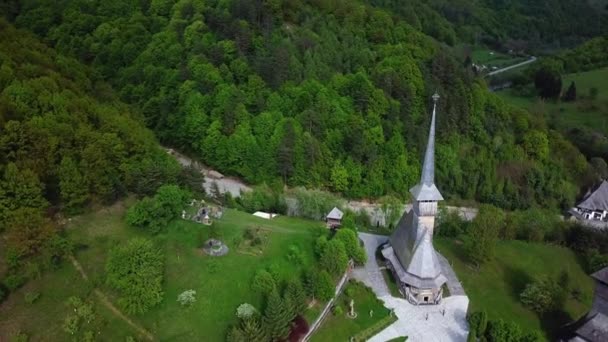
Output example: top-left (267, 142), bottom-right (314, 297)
top-left (0, 202), bottom-right (325, 341)
top-left (435, 238), bottom-right (593, 340)
top-left (468, 46), bottom-right (526, 68)
top-left (498, 67), bottom-right (608, 135)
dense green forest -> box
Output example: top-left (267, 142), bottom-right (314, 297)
top-left (367, 0), bottom-right (608, 48)
top-left (3, 0), bottom-right (593, 210)
top-left (0, 19), bottom-right (180, 288)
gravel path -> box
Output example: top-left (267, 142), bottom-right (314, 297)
top-left (166, 147), bottom-right (251, 197)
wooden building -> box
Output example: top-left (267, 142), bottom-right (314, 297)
top-left (326, 207), bottom-right (344, 229)
top-left (381, 93), bottom-right (447, 305)
top-left (573, 181), bottom-right (608, 222)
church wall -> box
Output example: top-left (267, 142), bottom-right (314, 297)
top-left (416, 215), bottom-right (437, 235)
top-left (416, 201), bottom-right (438, 216)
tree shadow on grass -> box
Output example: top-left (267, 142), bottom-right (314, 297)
top-left (441, 237), bottom-right (469, 264)
top-left (541, 309), bottom-right (573, 340)
top-left (501, 264), bottom-right (533, 300)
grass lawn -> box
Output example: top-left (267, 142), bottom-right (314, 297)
top-left (311, 280), bottom-right (396, 342)
top-left (1, 201), bottom-right (325, 341)
top-left (435, 238), bottom-right (594, 340)
top-left (141, 210), bottom-right (320, 341)
top-left (381, 269), bottom-right (402, 298)
top-left (498, 67), bottom-right (608, 135)
top-left (469, 46), bottom-right (526, 68)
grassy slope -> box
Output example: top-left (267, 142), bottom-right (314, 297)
top-left (141, 210), bottom-right (319, 341)
top-left (0, 202), bottom-right (324, 341)
top-left (498, 67), bottom-right (608, 134)
top-left (435, 238), bottom-right (593, 339)
top-left (311, 281), bottom-right (394, 342)
top-left (0, 253), bottom-right (141, 341)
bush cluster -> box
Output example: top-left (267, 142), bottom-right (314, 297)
top-left (126, 185), bottom-right (190, 234)
top-left (467, 311), bottom-right (542, 342)
top-left (105, 238), bottom-right (164, 315)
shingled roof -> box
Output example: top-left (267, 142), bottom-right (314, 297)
top-left (385, 210), bottom-right (446, 288)
top-left (571, 313), bottom-right (608, 342)
top-left (577, 181), bottom-right (608, 211)
top-left (410, 93), bottom-right (443, 202)
top-left (406, 229), bottom-right (443, 279)
top-left (326, 207), bottom-right (343, 220)
top-left (592, 266), bottom-right (608, 285)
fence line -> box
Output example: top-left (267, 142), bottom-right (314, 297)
top-left (302, 269), bottom-right (350, 342)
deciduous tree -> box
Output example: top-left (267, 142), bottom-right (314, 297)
top-left (105, 238), bottom-right (164, 314)
top-left (465, 205), bottom-right (504, 265)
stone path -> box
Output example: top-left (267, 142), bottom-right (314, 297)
top-left (352, 233), bottom-right (469, 342)
top-left (369, 295), bottom-right (469, 342)
top-left (438, 254), bottom-right (465, 296)
top-left (352, 233), bottom-right (390, 297)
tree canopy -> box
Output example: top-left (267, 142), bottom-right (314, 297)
top-left (4, 1), bottom-right (592, 211)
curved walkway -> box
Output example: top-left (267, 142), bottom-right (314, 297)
top-left (352, 233), bottom-right (469, 342)
top-left (352, 233), bottom-right (389, 297)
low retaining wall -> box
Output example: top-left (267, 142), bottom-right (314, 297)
top-left (302, 270), bottom-right (350, 342)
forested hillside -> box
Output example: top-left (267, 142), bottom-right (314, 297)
top-left (368, 0), bottom-right (608, 48)
top-left (0, 19), bottom-right (180, 288)
top-left (4, 0), bottom-right (592, 210)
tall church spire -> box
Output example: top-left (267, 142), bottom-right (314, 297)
top-left (409, 93), bottom-right (444, 201)
top-left (421, 93), bottom-right (440, 186)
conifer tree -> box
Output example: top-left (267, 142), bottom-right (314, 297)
top-left (241, 316), bottom-right (267, 342)
top-left (226, 325), bottom-right (246, 342)
top-left (285, 279), bottom-right (307, 319)
top-left (59, 156), bottom-right (89, 214)
top-left (263, 288), bottom-right (291, 341)
top-left (316, 271), bottom-right (335, 302)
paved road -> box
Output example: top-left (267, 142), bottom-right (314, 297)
top-left (486, 56), bottom-right (537, 76)
top-left (352, 232), bottom-right (469, 342)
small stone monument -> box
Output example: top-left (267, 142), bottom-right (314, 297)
top-left (203, 213), bottom-right (211, 226)
top-left (182, 210), bottom-right (186, 219)
top-left (347, 299), bottom-right (358, 319)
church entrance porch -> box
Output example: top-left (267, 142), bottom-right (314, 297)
top-left (404, 285), bottom-right (443, 305)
